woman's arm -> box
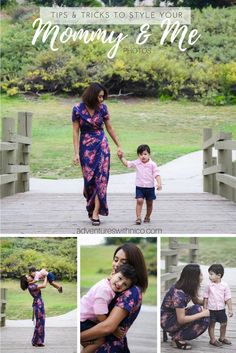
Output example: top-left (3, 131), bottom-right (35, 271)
top-left (72, 121), bottom-right (80, 164)
top-left (175, 307), bottom-right (209, 325)
top-left (104, 120), bottom-right (122, 157)
top-left (192, 296), bottom-right (204, 306)
top-left (81, 306), bottom-right (128, 341)
top-left (36, 276), bottom-right (48, 289)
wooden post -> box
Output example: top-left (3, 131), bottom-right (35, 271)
top-left (218, 132), bottom-right (233, 200)
top-left (203, 128), bottom-right (213, 192)
top-left (212, 157), bottom-right (218, 194)
top-left (16, 112), bottom-right (32, 193)
top-left (1, 118), bottom-right (16, 197)
top-left (189, 237), bottom-right (198, 263)
top-left (0, 288), bottom-right (7, 327)
top-left (165, 238), bottom-right (178, 290)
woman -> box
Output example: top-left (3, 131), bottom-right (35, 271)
top-left (72, 82), bottom-right (122, 226)
top-left (20, 274), bottom-right (47, 347)
top-left (161, 264), bottom-right (210, 350)
top-left (81, 243), bottom-right (149, 352)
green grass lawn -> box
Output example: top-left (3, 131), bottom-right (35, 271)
top-left (1, 94), bottom-right (236, 178)
top-left (1, 280), bottom-right (77, 319)
top-left (161, 237), bottom-right (236, 267)
top-left (80, 245), bottom-right (157, 306)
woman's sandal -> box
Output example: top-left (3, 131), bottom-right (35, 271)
top-left (91, 218), bottom-right (100, 226)
top-left (144, 216), bottom-right (150, 223)
top-left (136, 218), bottom-right (142, 225)
top-left (209, 340), bottom-right (222, 347)
top-left (218, 338), bottom-right (232, 345)
top-left (172, 340), bottom-right (192, 350)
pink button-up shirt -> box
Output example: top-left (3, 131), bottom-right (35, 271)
top-left (80, 278), bottom-right (115, 322)
top-left (34, 268), bottom-right (48, 281)
top-left (127, 158), bottom-right (160, 188)
top-left (204, 281), bottom-right (231, 310)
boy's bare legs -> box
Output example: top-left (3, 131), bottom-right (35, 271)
top-left (219, 322), bottom-right (231, 343)
top-left (145, 200), bottom-right (153, 220)
top-left (81, 338), bottom-right (104, 353)
top-left (136, 198), bottom-right (144, 222)
top-left (208, 322), bottom-right (216, 342)
top-left (50, 281), bottom-right (63, 293)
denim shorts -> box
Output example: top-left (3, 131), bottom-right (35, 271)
top-left (80, 320), bottom-right (97, 332)
top-left (135, 186), bottom-right (156, 200)
top-left (47, 272), bottom-right (55, 283)
top-left (210, 309), bottom-right (227, 323)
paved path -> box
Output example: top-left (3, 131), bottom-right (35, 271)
top-left (0, 327), bottom-right (77, 353)
top-left (1, 192), bottom-right (236, 234)
top-left (1, 310), bottom-right (77, 353)
top-left (6, 309), bottom-right (77, 327)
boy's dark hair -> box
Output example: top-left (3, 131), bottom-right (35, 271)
top-left (115, 264), bottom-right (137, 286)
top-left (137, 144), bottom-right (151, 155)
top-left (20, 275), bottom-right (29, 290)
top-left (29, 266), bottom-right (37, 273)
top-left (82, 82), bottom-right (108, 110)
top-left (208, 264), bottom-right (224, 278)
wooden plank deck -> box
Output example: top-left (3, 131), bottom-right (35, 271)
top-left (1, 192), bottom-right (236, 234)
top-left (161, 286), bottom-right (236, 353)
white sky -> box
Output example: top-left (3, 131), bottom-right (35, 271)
top-left (79, 236), bottom-right (105, 246)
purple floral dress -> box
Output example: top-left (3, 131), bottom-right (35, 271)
top-left (72, 102), bottom-right (110, 216)
top-left (161, 286), bottom-right (209, 341)
top-left (28, 284), bottom-right (45, 346)
top-left (95, 285), bottom-right (142, 353)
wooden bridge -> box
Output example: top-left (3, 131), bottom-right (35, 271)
top-left (1, 192), bottom-right (236, 234)
top-left (1, 116), bottom-right (236, 234)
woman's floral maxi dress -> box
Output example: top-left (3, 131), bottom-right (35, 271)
top-left (161, 286), bottom-right (209, 341)
top-left (72, 102), bottom-right (110, 216)
top-left (28, 284), bottom-right (45, 346)
top-left (95, 285), bottom-right (142, 353)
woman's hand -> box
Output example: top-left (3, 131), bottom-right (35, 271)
top-left (201, 308), bottom-right (210, 317)
top-left (73, 153), bottom-right (80, 165)
top-left (117, 147), bottom-right (123, 158)
top-left (113, 326), bottom-right (126, 340)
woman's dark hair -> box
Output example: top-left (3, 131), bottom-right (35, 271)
top-left (82, 82), bottom-right (108, 109)
top-left (20, 275), bottom-right (29, 291)
top-left (208, 264), bottom-right (224, 278)
top-left (115, 264), bottom-right (137, 286)
top-left (137, 144), bottom-right (151, 155)
top-left (175, 264), bottom-right (201, 298)
top-left (113, 243), bottom-right (148, 292)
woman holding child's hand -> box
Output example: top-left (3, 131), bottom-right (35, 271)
top-left (80, 243), bottom-right (148, 352)
top-left (161, 264), bottom-right (210, 350)
top-left (72, 82), bottom-right (123, 226)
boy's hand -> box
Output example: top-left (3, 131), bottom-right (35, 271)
top-left (157, 184), bottom-right (162, 191)
top-left (113, 326), bottom-right (126, 339)
top-left (228, 310), bottom-right (233, 317)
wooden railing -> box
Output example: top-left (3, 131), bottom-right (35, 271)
top-left (0, 288), bottom-right (7, 327)
top-left (161, 237), bottom-right (198, 290)
top-left (0, 112), bottom-right (32, 198)
top-left (203, 128), bottom-right (236, 202)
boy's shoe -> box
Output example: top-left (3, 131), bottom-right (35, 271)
top-left (136, 218), bottom-right (142, 225)
top-left (58, 286), bottom-right (63, 293)
top-left (209, 340), bottom-right (222, 347)
top-left (144, 216), bottom-right (150, 223)
top-left (218, 338), bottom-right (232, 345)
